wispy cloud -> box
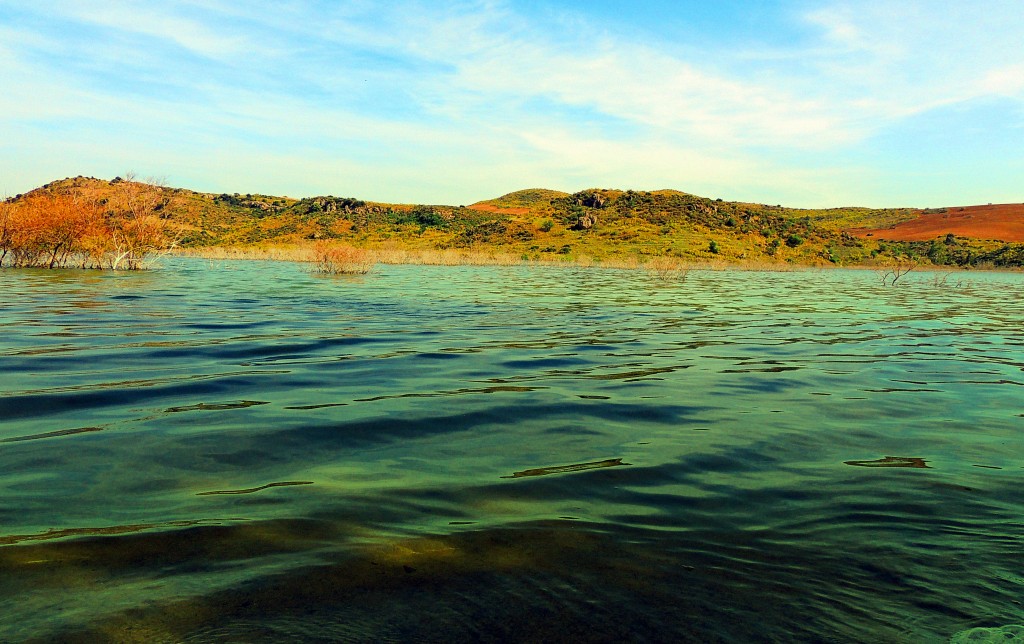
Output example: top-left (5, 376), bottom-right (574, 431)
top-left (1, 0), bottom-right (1022, 206)
top-left (68, 3), bottom-right (249, 60)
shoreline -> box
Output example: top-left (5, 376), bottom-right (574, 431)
top-left (168, 244), bottom-right (1023, 274)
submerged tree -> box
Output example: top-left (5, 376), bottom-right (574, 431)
top-left (0, 176), bottom-right (181, 270)
top-left (881, 256), bottom-right (919, 286)
top-left (104, 175), bottom-right (180, 269)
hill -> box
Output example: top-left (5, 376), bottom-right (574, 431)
top-left (472, 189), bottom-right (570, 210)
top-left (5, 176), bottom-right (1024, 268)
top-left (850, 203), bottom-right (1024, 243)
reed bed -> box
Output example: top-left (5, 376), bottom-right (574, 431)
top-left (313, 241), bottom-right (375, 274)
top-left (643, 256), bottom-right (691, 280)
top-left (371, 247), bottom-right (523, 266)
top-left (173, 245), bottom-right (315, 262)
top-left (174, 243), bottom-right (811, 273)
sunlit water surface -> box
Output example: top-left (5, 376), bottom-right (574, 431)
top-left (1, 258), bottom-right (1022, 642)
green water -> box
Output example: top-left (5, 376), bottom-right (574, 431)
top-left (0, 259), bottom-right (1021, 642)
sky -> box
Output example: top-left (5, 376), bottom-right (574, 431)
top-left (2, 0), bottom-right (1023, 207)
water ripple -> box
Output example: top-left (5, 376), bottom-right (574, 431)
top-left (1, 260), bottom-right (1023, 641)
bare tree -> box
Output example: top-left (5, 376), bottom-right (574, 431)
top-left (0, 201), bottom-right (11, 267)
top-left (881, 256), bottom-right (919, 286)
top-left (106, 174), bottom-right (183, 269)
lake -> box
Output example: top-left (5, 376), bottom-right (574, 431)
top-left (1, 258), bottom-right (1022, 642)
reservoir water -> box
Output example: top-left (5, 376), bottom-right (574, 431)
top-left (1, 258), bottom-right (1022, 642)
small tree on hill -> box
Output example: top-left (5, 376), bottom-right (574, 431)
top-left (105, 174), bottom-right (181, 269)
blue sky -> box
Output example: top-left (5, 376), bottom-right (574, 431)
top-left (2, 0), bottom-right (1023, 207)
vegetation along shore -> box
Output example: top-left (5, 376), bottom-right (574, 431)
top-left (3, 175), bottom-right (1024, 273)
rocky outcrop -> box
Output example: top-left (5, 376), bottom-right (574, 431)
top-left (574, 191), bottom-right (608, 209)
top-left (571, 213), bottom-right (598, 230)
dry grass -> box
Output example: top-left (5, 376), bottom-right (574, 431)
top-left (173, 245), bottom-right (315, 262)
top-left (644, 256), bottom-right (691, 281)
top-left (372, 247), bottom-right (525, 266)
top-left (174, 242), bottom-right (819, 274)
top-left (313, 241), bottom-right (375, 274)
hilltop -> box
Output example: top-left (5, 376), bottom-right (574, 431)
top-left (6, 176), bottom-right (1024, 268)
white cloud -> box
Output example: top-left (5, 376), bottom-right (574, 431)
top-left (1, 0), bottom-right (1022, 206)
top-left (340, 4), bottom-right (865, 152)
top-left (48, 0), bottom-right (253, 61)
top-left (798, 1), bottom-right (1024, 113)
top-left (976, 64), bottom-right (1024, 98)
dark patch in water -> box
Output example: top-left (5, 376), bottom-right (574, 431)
top-left (166, 400), bottom-right (269, 413)
top-left (0, 426), bottom-right (104, 443)
top-left (284, 402), bottom-right (349, 410)
top-left (196, 481), bottom-right (314, 496)
top-left (18, 519), bottom-right (915, 643)
top-left (0, 371), bottom-right (289, 421)
top-left (413, 352), bottom-right (464, 361)
top-left (502, 458), bottom-right (627, 479)
top-left (722, 366), bottom-right (802, 373)
top-left (0, 519), bottom-right (206, 545)
top-left (589, 366), bottom-right (679, 380)
top-left (355, 385), bottom-right (542, 402)
top-left (930, 482), bottom-right (975, 492)
top-left (844, 456), bottom-right (930, 468)
top-left (972, 464), bottom-right (1003, 470)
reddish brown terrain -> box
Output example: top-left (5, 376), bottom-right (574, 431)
top-left (850, 203), bottom-right (1024, 242)
top-left (467, 203), bottom-right (530, 215)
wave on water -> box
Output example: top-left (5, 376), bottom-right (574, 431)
top-left (1, 259), bottom-right (1022, 641)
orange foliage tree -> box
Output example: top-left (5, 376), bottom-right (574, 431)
top-left (0, 177), bottom-right (180, 270)
top-left (105, 176), bottom-right (178, 269)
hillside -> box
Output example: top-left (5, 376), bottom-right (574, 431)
top-left (5, 176), bottom-right (1024, 268)
top-left (850, 203), bottom-right (1024, 243)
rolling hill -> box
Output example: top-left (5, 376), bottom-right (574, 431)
top-left (5, 176), bottom-right (1024, 268)
top-left (850, 203), bottom-right (1024, 243)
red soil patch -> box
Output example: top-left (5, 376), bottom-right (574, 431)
top-left (467, 203), bottom-right (530, 216)
top-left (850, 204), bottom-right (1024, 242)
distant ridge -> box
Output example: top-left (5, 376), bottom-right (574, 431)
top-left (6, 176), bottom-right (1024, 268)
